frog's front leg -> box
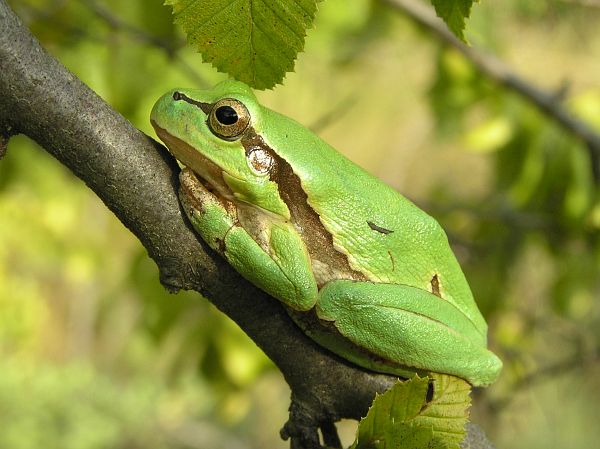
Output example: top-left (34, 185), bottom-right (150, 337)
top-left (179, 169), bottom-right (318, 311)
top-left (314, 280), bottom-right (503, 386)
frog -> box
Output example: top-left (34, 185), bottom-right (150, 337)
top-left (150, 80), bottom-right (502, 387)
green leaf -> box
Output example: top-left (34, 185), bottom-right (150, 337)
top-left (431, 0), bottom-right (476, 42)
top-left (351, 374), bottom-right (471, 449)
top-left (165, 0), bottom-right (320, 89)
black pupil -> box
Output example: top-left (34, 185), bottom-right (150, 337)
top-left (215, 106), bottom-right (238, 125)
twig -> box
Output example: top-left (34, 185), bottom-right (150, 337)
top-left (19, 0), bottom-right (208, 88)
top-left (309, 94), bottom-right (359, 134)
top-left (381, 0), bottom-right (600, 183)
top-left (488, 348), bottom-right (600, 412)
top-left (82, 0), bottom-right (209, 88)
top-left (84, 0), bottom-right (179, 54)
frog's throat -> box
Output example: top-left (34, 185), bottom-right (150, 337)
top-left (152, 122), bottom-right (234, 201)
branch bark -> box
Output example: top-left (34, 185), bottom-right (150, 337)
top-left (0, 2), bottom-right (494, 448)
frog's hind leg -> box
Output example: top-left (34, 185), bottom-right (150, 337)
top-left (314, 280), bottom-right (502, 386)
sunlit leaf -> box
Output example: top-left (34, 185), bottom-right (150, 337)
top-left (351, 374), bottom-right (471, 449)
top-left (431, 0), bottom-right (476, 42)
top-left (165, 0), bottom-right (320, 89)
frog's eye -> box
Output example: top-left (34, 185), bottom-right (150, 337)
top-left (208, 98), bottom-right (250, 140)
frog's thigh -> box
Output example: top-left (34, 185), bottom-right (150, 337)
top-left (315, 280), bottom-right (501, 386)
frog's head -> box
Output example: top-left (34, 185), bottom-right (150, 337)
top-left (151, 80), bottom-right (290, 219)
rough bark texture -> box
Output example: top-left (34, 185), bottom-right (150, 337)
top-left (0, 2), bottom-right (495, 448)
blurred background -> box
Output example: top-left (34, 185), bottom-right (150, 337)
top-left (1, 0), bottom-right (600, 448)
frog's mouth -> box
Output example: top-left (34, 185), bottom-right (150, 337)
top-left (152, 122), bottom-right (234, 201)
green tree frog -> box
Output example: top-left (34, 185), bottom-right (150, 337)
top-left (151, 80), bottom-right (502, 387)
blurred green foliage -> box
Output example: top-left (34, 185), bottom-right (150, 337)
top-left (1, 0), bottom-right (600, 448)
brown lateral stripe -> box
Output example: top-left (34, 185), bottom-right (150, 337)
top-left (241, 129), bottom-right (365, 285)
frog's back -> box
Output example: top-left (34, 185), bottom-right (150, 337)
top-left (259, 106), bottom-right (487, 334)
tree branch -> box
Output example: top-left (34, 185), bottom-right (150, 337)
top-left (382, 0), bottom-right (600, 183)
top-left (0, 2), bottom-right (494, 447)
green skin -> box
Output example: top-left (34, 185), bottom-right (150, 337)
top-left (151, 80), bottom-right (502, 387)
